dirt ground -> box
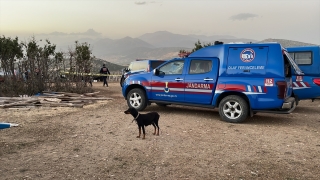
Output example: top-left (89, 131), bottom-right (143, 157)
top-left (1, 82), bottom-right (320, 180)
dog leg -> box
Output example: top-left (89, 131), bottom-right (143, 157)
top-left (152, 124), bottom-right (156, 135)
top-left (137, 126), bottom-right (141, 138)
top-left (156, 126), bottom-right (159, 136)
top-left (155, 114), bottom-right (160, 136)
top-left (142, 126), bottom-right (146, 139)
top-left (155, 122), bottom-right (160, 136)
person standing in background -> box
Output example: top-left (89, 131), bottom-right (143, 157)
top-left (24, 69), bottom-right (29, 81)
top-left (100, 64), bottom-right (110, 87)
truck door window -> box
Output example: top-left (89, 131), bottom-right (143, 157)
top-left (159, 60), bottom-right (184, 75)
top-left (283, 50), bottom-right (304, 75)
top-left (189, 60), bottom-right (212, 74)
top-left (290, 51), bottom-right (312, 65)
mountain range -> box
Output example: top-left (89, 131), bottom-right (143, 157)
top-left (43, 30), bottom-right (318, 66)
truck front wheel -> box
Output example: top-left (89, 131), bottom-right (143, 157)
top-left (219, 95), bottom-right (248, 123)
top-left (127, 88), bottom-right (147, 111)
top-left (120, 76), bottom-right (124, 87)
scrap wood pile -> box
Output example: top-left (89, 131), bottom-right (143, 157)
top-left (0, 91), bottom-right (112, 110)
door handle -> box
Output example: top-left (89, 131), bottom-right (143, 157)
top-left (204, 78), bottom-right (213, 81)
top-left (175, 78), bottom-right (183, 81)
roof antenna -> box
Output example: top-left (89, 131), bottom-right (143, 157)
top-left (214, 41), bottom-right (223, 45)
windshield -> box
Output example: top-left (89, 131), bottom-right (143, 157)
top-left (128, 61), bottom-right (148, 72)
top-left (283, 50), bottom-right (304, 75)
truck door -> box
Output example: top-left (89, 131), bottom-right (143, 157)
top-left (288, 46), bottom-right (320, 100)
top-left (150, 60), bottom-right (185, 102)
top-left (184, 58), bottom-right (219, 104)
top-left (283, 50), bottom-right (304, 99)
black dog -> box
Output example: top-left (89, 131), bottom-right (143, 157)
top-left (124, 107), bottom-right (160, 139)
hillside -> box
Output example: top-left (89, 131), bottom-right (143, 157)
top-left (137, 31), bottom-right (257, 48)
top-left (32, 30), bottom-right (319, 66)
top-left (45, 30), bottom-right (261, 65)
top-left (259, 38), bottom-right (317, 47)
top-left (91, 58), bottom-right (126, 73)
top-left (94, 38), bottom-right (318, 69)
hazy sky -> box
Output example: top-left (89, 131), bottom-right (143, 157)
top-left (0, 0), bottom-right (320, 44)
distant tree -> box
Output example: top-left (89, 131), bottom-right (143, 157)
top-left (0, 36), bottom-right (24, 96)
top-left (74, 41), bottom-right (94, 87)
top-left (191, 40), bottom-right (214, 52)
top-left (0, 35), bottom-right (96, 96)
top-left (179, 40), bottom-right (214, 57)
top-left (20, 36), bottom-right (57, 94)
top-left (0, 36), bottom-right (23, 80)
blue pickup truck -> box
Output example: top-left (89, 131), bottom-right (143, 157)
top-left (122, 42), bottom-right (303, 123)
top-left (287, 46), bottom-right (320, 101)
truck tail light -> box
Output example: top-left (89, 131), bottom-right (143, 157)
top-left (276, 81), bottom-right (287, 99)
top-left (313, 78), bottom-right (320, 86)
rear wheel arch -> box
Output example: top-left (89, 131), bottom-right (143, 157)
top-left (216, 92), bottom-right (251, 107)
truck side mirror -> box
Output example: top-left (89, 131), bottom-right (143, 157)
top-left (153, 69), bottom-right (160, 76)
top-left (124, 67), bottom-right (130, 72)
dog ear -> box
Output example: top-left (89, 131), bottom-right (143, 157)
top-left (124, 109), bottom-right (130, 114)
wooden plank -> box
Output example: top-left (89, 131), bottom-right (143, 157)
top-left (43, 98), bottom-right (62, 102)
top-left (5, 100), bottom-right (41, 107)
top-left (8, 108), bottom-right (31, 111)
top-left (47, 103), bottom-right (84, 108)
top-left (67, 100), bottom-right (86, 104)
top-left (83, 91), bottom-right (100, 97)
top-left (63, 97), bottom-right (113, 100)
top-left (42, 91), bottom-right (67, 94)
top-left (63, 93), bottom-right (83, 97)
top-left (41, 93), bottom-right (65, 97)
top-left (0, 91), bottom-right (110, 109)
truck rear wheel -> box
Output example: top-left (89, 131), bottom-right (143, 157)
top-left (127, 88), bottom-right (147, 111)
top-left (219, 95), bottom-right (248, 123)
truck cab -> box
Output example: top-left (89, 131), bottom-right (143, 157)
top-left (122, 43), bottom-right (303, 123)
top-left (287, 46), bottom-right (320, 101)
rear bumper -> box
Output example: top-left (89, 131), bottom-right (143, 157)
top-left (253, 97), bottom-right (297, 114)
top-left (282, 97), bottom-right (295, 109)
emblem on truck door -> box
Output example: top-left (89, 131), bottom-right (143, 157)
top-left (164, 82), bottom-right (170, 93)
top-left (240, 48), bottom-right (255, 62)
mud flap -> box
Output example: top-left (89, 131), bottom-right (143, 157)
top-left (250, 108), bottom-right (254, 117)
top-left (294, 94), bottom-right (299, 106)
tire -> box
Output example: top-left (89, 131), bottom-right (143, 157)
top-left (120, 76), bottom-right (124, 87)
top-left (126, 88), bottom-right (147, 111)
top-left (218, 95), bottom-right (249, 123)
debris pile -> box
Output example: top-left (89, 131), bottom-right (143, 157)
top-left (0, 91), bottom-right (112, 110)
